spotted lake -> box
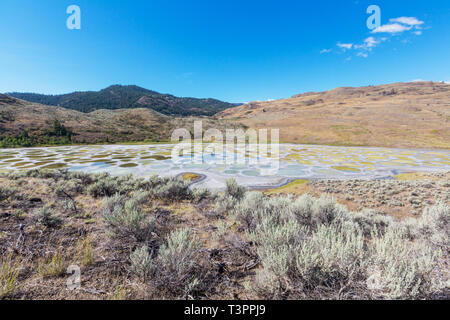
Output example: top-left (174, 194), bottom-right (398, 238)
top-left (0, 144), bottom-right (449, 190)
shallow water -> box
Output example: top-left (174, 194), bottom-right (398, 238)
top-left (0, 144), bottom-right (449, 190)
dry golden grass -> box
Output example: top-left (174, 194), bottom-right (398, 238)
top-left (0, 254), bottom-right (19, 299)
top-left (218, 82), bottom-right (450, 149)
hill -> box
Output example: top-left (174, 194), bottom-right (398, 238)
top-left (7, 85), bottom-right (239, 117)
top-left (0, 94), bottom-right (239, 147)
top-left (218, 81), bottom-right (450, 149)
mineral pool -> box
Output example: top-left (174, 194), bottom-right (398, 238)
top-left (1, 144), bottom-right (449, 190)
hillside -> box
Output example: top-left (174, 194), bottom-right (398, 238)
top-left (218, 81), bottom-right (450, 149)
top-left (0, 94), bottom-right (239, 147)
top-left (7, 85), bottom-right (239, 117)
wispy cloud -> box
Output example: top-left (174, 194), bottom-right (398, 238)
top-left (337, 42), bottom-right (353, 50)
top-left (357, 52), bottom-right (368, 58)
top-left (364, 36), bottom-right (378, 47)
top-left (390, 17), bottom-right (424, 26)
top-left (372, 23), bottom-right (412, 33)
top-left (330, 16), bottom-right (426, 59)
top-left (320, 48), bottom-right (332, 54)
top-left (372, 16), bottom-right (424, 34)
top-left (354, 37), bottom-right (381, 50)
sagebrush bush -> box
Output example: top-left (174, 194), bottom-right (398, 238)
top-left (348, 209), bottom-right (393, 236)
top-left (130, 246), bottom-right (155, 279)
top-left (148, 177), bottom-right (192, 201)
top-left (102, 193), bottom-right (155, 241)
top-left (232, 192), bottom-right (292, 230)
top-left (53, 179), bottom-right (84, 197)
top-left (232, 192), bottom-right (351, 231)
top-left (296, 194), bottom-right (347, 228)
top-left (369, 226), bottom-right (443, 299)
top-left (0, 186), bottom-right (16, 202)
top-left (214, 194), bottom-right (239, 217)
top-left (69, 171), bottom-right (96, 185)
top-left (245, 192), bottom-right (447, 300)
top-left (251, 218), bottom-right (368, 299)
top-left (225, 179), bottom-right (246, 200)
top-left (35, 207), bottom-right (63, 228)
top-left (87, 176), bottom-right (119, 198)
top-left (192, 188), bottom-right (211, 203)
top-left (416, 202), bottom-right (449, 246)
top-left (130, 229), bottom-right (209, 298)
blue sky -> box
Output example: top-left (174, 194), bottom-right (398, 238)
top-left (0, 0), bottom-right (449, 102)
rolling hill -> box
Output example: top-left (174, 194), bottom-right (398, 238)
top-left (7, 85), bottom-right (239, 117)
top-left (218, 81), bottom-right (450, 149)
top-left (0, 94), bottom-right (240, 147)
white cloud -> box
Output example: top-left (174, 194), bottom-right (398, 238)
top-left (357, 52), bottom-right (368, 58)
top-left (328, 16), bottom-right (425, 60)
top-left (390, 17), bottom-right (424, 26)
top-left (372, 23), bottom-right (412, 33)
top-left (362, 36), bottom-right (380, 48)
top-left (411, 79), bottom-right (425, 82)
top-left (337, 42), bottom-right (353, 50)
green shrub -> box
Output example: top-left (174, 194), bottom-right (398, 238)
top-left (244, 192), bottom-right (446, 300)
top-left (53, 179), bottom-right (84, 197)
top-left (148, 177), bottom-right (192, 201)
top-left (192, 188), bottom-right (211, 203)
top-left (225, 179), bottom-right (246, 200)
top-left (130, 229), bottom-right (208, 298)
top-left (417, 202), bottom-right (449, 246)
top-left (35, 207), bottom-right (63, 228)
top-left (157, 229), bottom-right (203, 295)
top-left (87, 177), bottom-right (119, 198)
top-left (369, 226), bottom-right (443, 299)
top-left (250, 216), bottom-right (367, 299)
top-left (130, 246), bottom-right (156, 279)
top-left (102, 193), bottom-right (155, 241)
top-left (0, 186), bottom-right (16, 202)
top-left (69, 171), bottom-right (96, 185)
top-left (214, 194), bottom-right (239, 217)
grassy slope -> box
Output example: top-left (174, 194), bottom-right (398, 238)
top-left (218, 82), bottom-right (450, 149)
top-left (0, 94), bottom-right (240, 146)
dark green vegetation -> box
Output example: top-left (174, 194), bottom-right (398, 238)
top-left (7, 85), bottom-right (239, 117)
top-left (0, 170), bottom-right (448, 300)
top-left (0, 120), bottom-right (72, 148)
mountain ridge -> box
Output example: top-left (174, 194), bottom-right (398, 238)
top-left (7, 85), bottom-right (239, 117)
